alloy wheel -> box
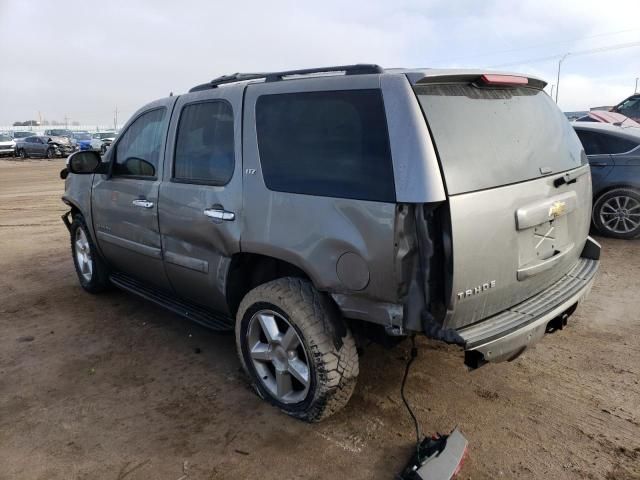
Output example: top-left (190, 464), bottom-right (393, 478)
top-left (74, 228), bottom-right (93, 282)
top-left (246, 309), bottom-right (310, 404)
top-left (599, 195), bottom-right (640, 235)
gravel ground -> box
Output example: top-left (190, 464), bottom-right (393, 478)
top-left (0, 158), bottom-right (638, 480)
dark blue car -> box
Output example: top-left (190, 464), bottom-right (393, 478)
top-left (573, 123), bottom-right (640, 239)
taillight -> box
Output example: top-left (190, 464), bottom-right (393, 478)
top-left (479, 74), bottom-right (529, 86)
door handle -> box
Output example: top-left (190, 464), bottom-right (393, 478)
top-left (132, 199), bottom-right (154, 208)
top-left (203, 208), bottom-right (235, 221)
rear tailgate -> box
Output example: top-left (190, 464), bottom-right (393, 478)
top-left (414, 74), bottom-right (591, 330)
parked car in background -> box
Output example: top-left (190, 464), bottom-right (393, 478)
top-left (611, 94), bottom-right (640, 123)
top-left (62, 65), bottom-right (600, 421)
top-left (44, 129), bottom-right (74, 139)
top-left (11, 131), bottom-right (34, 140)
top-left (16, 135), bottom-right (76, 159)
top-left (71, 131), bottom-right (103, 152)
top-left (92, 131), bottom-right (117, 154)
top-left (573, 123), bottom-right (640, 239)
top-left (574, 111), bottom-right (640, 127)
top-left (0, 133), bottom-right (16, 157)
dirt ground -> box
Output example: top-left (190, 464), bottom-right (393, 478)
top-left (0, 158), bottom-right (638, 480)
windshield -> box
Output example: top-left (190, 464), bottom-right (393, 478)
top-left (415, 84), bottom-right (584, 195)
top-left (97, 133), bottom-right (114, 139)
top-left (0, 134), bottom-right (12, 142)
top-left (73, 133), bottom-right (92, 140)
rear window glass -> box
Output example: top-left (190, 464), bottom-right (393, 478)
top-left (255, 90), bottom-right (395, 202)
top-left (415, 85), bottom-right (584, 195)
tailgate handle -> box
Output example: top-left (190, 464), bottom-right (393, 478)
top-left (517, 243), bottom-right (575, 281)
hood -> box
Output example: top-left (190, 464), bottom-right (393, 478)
top-left (49, 136), bottom-right (72, 146)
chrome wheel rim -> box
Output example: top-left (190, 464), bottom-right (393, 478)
top-left (74, 228), bottom-right (93, 282)
top-left (246, 309), bottom-right (310, 404)
top-left (599, 195), bottom-right (640, 234)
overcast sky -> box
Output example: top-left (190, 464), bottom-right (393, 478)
top-left (1, 0), bottom-right (638, 126)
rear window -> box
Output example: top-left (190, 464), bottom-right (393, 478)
top-left (415, 84), bottom-right (584, 195)
top-left (255, 89), bottom-right (395, 202)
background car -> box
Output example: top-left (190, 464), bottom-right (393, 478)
top-left (573, 123), bottom-right (640, 239)
top-left (11, 131), bottom-right (34, 140)
top-left (44, 128), bottom-right (74, 139)
top-left (71, 131), bottom-right (103, 152)
top-left (15, 135), bottom-right (76, 159)
top-left (611, 94), bottom-right (640, 123)
top-left (574, 111), bottom-right (640, 127)
top-left (92, 131), bottom-right (116, 154)
top-left (0, 133), bottom-right (16, 157)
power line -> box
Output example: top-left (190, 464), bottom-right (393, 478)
top-left (447, 27), bottom-right (640, 64)
top-left (489, 40), bottom-right (640, 68)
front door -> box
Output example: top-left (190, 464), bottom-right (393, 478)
top-left (92, 99), bottom-right (176, 291)
top-left (158, 86), bottom-right (243, 313)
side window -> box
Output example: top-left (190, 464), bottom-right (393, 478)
top-left (114, 108), bottom-right (166, 178)
top-left (575, 130), bottom-right (602, 155)
top-left (600, 134), bottom-right (638, 155)
top-left (173, 101), bottom-right (234, 185)
top-left (255, 89), bottom-right (395, 202)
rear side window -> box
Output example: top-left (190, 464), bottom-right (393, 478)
top-left (174, 101), bottom-right (234, 185)
top-left (255, 90), bottom-right (395, 202)
top-left (114, 108), bottom-right (166, 178)
top-left (576, 130), bottom-right (638, 155)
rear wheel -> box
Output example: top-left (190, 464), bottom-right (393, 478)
top-left (593, 188), bottom-right (640, 239)
top-left (236, 277), bottom-right (359, 422)
top-left (70, 214), bottom-right (111, 293)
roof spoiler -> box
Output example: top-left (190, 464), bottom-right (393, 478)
top-left (409, 72), bottom-right (547, 90)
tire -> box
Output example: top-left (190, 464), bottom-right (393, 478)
top-left (45, 148), bottom-right (54, 159)
top-left (19, 149), bottom-right (27, 159)
top-left (236, 277), bottom-right (359, 422)
top-left (70, 214), bottom-right (111, 293)
top-left (592, 188), bottom-right (640, 239)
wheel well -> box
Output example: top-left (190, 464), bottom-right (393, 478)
top-left (594, 184), bottom-right (640, 201)
top-left (226, 253), bottom-right (311, 317)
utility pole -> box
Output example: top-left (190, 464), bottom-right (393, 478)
top-left (635, 77), bottom-right (639, 93)
top-left (64, 115), bottom-right (69, 129)
top-left (113, 106), bottom-right (119, 131)
top-left (550, 84), bottom-right (555, 99)
top-left (555, 53), bottom-right (570, 104)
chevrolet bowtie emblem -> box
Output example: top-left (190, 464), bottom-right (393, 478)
top-left (549, 201), bottom-right (567, 219)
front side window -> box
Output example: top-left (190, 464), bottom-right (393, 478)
top-left (173, 101), bottom-right (235, 185)
top-left (255, 89), bottom-right (395, 202)
top-left (114, 108), bottom-right (166, 178)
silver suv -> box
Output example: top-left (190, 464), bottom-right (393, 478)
top-left (61, 65), bottom-right (600, 421)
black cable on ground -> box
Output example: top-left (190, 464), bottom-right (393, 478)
top-left (400, 335), bottom-right (422, 455)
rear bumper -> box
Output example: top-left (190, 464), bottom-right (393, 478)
top-left (457, 244), bottom-right (599, 368)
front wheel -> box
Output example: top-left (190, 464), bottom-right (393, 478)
top-left (236, 277), bottom-right (359, 422)
top-left (46, 148), bottom-right (54, 159)
top-left (19, 149), bottom-right (27, 159)
top-left (70, 214), bottom-right (111, 293)
top-left (593, 188), bottom-right (640, 239)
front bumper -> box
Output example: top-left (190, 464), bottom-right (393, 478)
top-left (458, 241), bottom-right (599, 368)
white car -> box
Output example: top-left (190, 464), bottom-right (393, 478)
top-left (0, 133), bottom-right (16, 157)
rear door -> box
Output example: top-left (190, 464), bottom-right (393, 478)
top-left (92, 99), bottom-right (175, 291)
top-left (414, 77), bottom-right (591, 329)
top-left (157, 85), bottom-right (243, 313)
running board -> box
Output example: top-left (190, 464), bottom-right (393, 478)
top-left (109, 272), bottom-right (234, 331)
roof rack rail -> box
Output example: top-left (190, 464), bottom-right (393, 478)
top-left (189, 64), bottom-right (383, 92)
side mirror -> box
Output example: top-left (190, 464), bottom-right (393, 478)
top-left (67, 151), bottom-right (105, 175)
